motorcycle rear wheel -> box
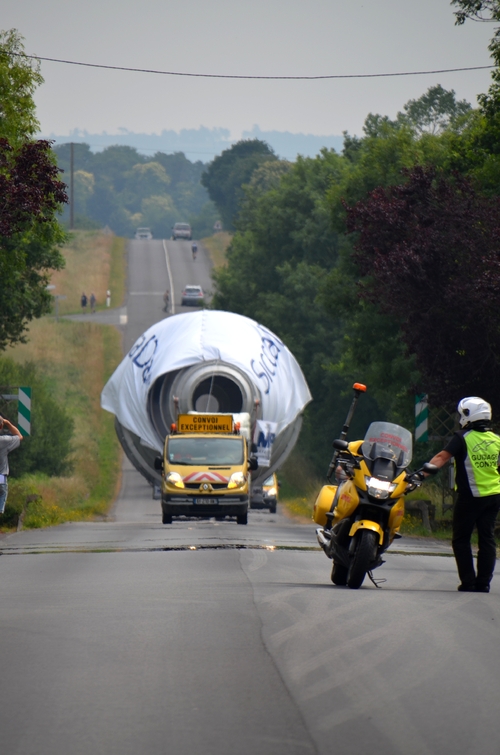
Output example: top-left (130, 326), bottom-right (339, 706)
top-left (330, 561), bottom-right (348, 586)
top-left (347, 529), bottom-right (378, 589)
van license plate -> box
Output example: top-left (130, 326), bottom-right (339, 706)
top-left (193, 498), bottom-right (218, 505)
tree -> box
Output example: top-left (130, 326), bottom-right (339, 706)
top-left (0, 30), bottom-right (68, 350)
top-left (201, 139), bottom-right (277, 230)
top-left (399, 85), bottom-right (471, 135)
top-left (344, 166), bottom-right (500, 414)
top-left (452, 2), bottom-right (500, 60)
top-left (0, 29), bottom-right (43, 145)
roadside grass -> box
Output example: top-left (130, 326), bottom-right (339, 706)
top-left (1, 231), bottom-right (125, 530)
top-left (49, 230), bottom-right (125, 314)
top-left (201, 231), bottom-right (232, 269)
top-left (278, 451), bottom-right (324, 521)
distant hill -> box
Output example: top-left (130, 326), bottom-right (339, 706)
top-left (242, 126), bottom-right (344, 160)
top-left (42, 126), bottom-right (344, 163)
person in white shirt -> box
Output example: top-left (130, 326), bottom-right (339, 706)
top-left (0, 415), bottom-right (22, 514)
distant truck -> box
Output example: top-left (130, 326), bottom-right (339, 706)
top-left (172, 222), bottom-right (192, 240)
top-left (155, 412), bottom-right (258, 525)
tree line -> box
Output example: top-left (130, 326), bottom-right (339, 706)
top-left (53, 143), bottom-right (219, 239)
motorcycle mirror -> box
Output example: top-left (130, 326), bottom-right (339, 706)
top-left (332, 439), bottom-right (349, 451)
top-left (422, 462), bottom-right (439, 475)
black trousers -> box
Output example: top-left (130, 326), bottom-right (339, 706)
top-left (452, 493), bottom-right (500, 588)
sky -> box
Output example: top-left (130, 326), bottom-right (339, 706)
top-left (2, 0), bottom-right (496, 141)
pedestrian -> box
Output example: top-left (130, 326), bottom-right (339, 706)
top-left (427, 397), bottom-right (500, 593)
top-left (163, 289), bottom-right (170, 313)
top-left (0, 415), bottom-right (23, 515)
top-left (81, 292), bottom-right (88, 313)
top-left (106, 289), bottom-right (111, 307)
top-left (90, 292), bottom-right (96, 313)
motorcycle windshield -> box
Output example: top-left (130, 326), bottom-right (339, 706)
top-left (361, 422), bottom-right (413, 470)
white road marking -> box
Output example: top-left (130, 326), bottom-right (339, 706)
top-left (162, 239), bottom-right (175, 315)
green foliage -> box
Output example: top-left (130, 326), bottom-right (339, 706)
top-left (0, 357), bottom-right (74, 477)
top-left (0, 29), bottom-right (67, 350)
top-left (54, 144), bottom-right (217, 238)
top-left (201, 139), bottom-right (277, 230)
top-left (0, 29), bottom-right (43, 145)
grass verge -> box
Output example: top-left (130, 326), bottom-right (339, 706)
top-left (1, 231), bottom-right (125, 530)
top-left (49, 230), bottom-right (125, 314)
top-left (201, 231), bottom-right (232, 269)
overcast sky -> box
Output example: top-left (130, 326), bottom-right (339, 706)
top-left (2, 0), bottom-right (496, 140)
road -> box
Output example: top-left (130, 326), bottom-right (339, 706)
top-left (1, 238), bottom-right (500, 755)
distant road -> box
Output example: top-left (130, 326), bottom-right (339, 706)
top-left (1, 239), bottom-right (500, 755)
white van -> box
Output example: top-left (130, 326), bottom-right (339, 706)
top-left (172, 223), bottom-right (192, 240)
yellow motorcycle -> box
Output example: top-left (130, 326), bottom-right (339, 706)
top-left (314, 386), bottom-right (437, 589)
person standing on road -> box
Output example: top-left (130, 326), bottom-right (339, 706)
top-left (0, 415), bottom-right (23, 515)
top-left (191, 241), bottom-right (198, 259)
top-left (81, 292), bottom-right (88, 313)
top-left (427, 397), bottom-right (500, 593)
top-left (90, 292), bottom-right (96, 313)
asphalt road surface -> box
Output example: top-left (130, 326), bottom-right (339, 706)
top-left (1, 238), bottom-right (500, 755)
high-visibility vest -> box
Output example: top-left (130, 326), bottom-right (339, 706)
top-left (463, 430), bottom-right (500, 497)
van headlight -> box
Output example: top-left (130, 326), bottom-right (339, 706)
top-left (365, 476), bottom-right (397, 500)
top-left (166, 472), bottom-right (185, 489)
top-left (265, 487), bottom-right (277, 497)
top-left (228, 472), bottom-right (246, 489)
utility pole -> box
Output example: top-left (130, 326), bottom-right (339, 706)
top-left (70, 141), bottom-right (74, 230)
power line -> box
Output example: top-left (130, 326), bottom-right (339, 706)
top-left (16, 53), bottom-right (495, 80)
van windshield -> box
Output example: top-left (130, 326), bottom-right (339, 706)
top-left (167, 436), bottom-right (244, 465)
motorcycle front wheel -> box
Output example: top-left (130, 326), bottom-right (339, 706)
top-left (347, 529), bottom-right (378, 589)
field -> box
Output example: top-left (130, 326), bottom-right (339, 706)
top-left (1, 231), bottom-right (125, 529)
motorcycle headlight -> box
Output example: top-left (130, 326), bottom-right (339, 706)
top-left (365, 476), bottom-right (397, 500)
top-left (166, 472), bottom-right (185, 489)
top-left (228, 472), bottom-right (246, 489)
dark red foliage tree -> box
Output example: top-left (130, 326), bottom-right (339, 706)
top-left (0, 138), bottom-right (67, 237)
top-left (0, 138), bottom-right (68, 349)
top-left (344, 166), bottom-right (500, 414)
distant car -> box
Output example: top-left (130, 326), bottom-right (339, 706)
top-left (250, 472), bottom-right (279, 513)
top-left (172, 223), bottom-right (192, 240)
top-left (181, 285), bottom-right (205, 306)
top-left (135, 227), bottom-right (153, 240)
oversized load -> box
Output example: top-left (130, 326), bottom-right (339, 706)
top-left (101, 310), bottom-right (312, 488)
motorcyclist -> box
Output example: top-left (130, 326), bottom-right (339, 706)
top-left (427, 397), bottom-right (500, 593)
top-left (191, 241), bottom-right (198, 259)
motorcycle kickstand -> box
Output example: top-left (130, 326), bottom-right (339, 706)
top-left (367, 570), bottom-right (386, 588)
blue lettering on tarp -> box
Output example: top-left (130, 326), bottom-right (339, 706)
top-left (251, 325), bottom-right (283, 395)
top-left (129, 335), bottom-right (158, 384)
top-left (257, 430), bottom-right (276, 449)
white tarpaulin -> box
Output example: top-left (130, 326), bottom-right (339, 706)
top-left (101, 310), bottom-right (311, 452)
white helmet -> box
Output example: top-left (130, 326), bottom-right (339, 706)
top-left (457, 397), bottom-right (492, 428)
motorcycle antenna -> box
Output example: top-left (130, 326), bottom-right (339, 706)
top-left (327, 382), bottom-right (367, 481)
